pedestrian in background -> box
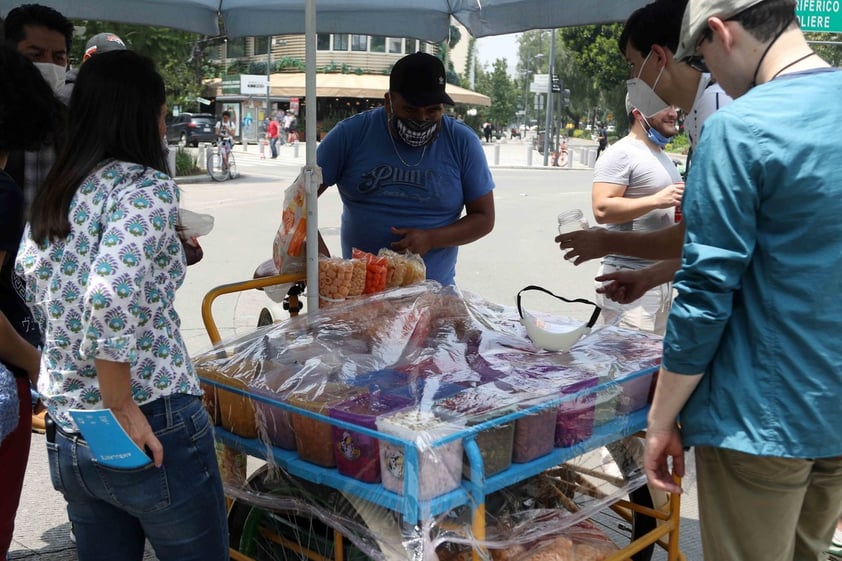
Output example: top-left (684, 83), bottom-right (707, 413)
top-left (591, 96), bottom-right (682, 335)
top-left (266, 116), bottom-right (280, 158)
top-left (16, 50), bottom-right (229, 561)
top-left (645, 1), bottom-right (842, 560)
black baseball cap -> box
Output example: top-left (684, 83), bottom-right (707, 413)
top-left (83, 33), bottom-right (126, 62)
top-left (389, 52), bottom-right (454, 107)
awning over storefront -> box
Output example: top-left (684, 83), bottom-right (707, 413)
top-left (209, 73), bottom-right (491, 107)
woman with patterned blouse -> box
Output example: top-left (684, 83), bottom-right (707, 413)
top-left (16, 51), bottom-right (228, 561)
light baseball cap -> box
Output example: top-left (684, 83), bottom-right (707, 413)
top-left (674, 0), bottom-right (794, 61)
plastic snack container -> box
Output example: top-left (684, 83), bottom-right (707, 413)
top-left (554, 377), bottom-right (598, 447)
top-left (329, 392), bottom-right (413, 483)
top-left (376, 409), bottom-right (464, 500)
top-left (249, 365), bottom-right (298, 450)
top-left (615, 369), bottom-right (657, 415)
top-left (289, 383), bottom-right (363, 467)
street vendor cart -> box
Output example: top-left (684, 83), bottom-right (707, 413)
top-left (195, 273), bottom-right (686, 561)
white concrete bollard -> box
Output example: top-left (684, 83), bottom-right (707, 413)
top-left (167, 148), bottom-right (176, 177)
top-left (494, 144), bottom-right (500, 166)
top-left (293, 142), bottom-right (300, 158)
top-left (526, 145), bottom-right (533, 166)
top-left (587, 149), bottom-right (598, 168)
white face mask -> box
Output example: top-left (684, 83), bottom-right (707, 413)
top-left (626, 51), bottom-right (670, 118)
top-left (517, 286), bottom-right (602, 352)
top-left (33, 62), bottom-right (66, 94)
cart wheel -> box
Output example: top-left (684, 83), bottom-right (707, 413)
top-left (227, 466), bottom-right (389, 561)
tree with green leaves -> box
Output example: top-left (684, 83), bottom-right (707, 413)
top-left (474, 58), bottom-right (519, 131)
top-left (805, 32), bottom-right (842, 66)
top-left (71, 21), bottom-right (211, 112)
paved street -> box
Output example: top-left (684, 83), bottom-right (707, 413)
top-left (9, 139), bottom-right (702, 561)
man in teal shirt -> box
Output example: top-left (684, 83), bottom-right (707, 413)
top-left (644, 0), bottom-right (842, 560)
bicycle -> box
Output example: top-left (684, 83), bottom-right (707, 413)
top-left (207, 138), bottom-right (239, 182)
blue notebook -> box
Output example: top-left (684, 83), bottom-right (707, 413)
top-left (68, 409), bottom-right (153, 469)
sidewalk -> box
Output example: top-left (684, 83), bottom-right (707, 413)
top-left (176, 135), bottom-right (606, 181)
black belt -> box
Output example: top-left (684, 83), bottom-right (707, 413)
top-left (45, 413), bottom-right (56, 443)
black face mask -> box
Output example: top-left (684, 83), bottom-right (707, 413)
top-left (387, 101), bottom-right (441, 147)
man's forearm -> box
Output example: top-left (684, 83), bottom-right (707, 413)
top-left (601, 222), bottom-right (685, 260)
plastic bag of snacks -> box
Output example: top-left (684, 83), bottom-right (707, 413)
top-left (272, 170), bottom-right (321, 276)
top-left (347, 258), bottom-right (367, 297)
top-left (318, 256), bottom-right (353, 303)
top-left (351, 248), bottom-right (388, 294)
top-left (379, 249), bottom-right (407, 288)
top-left (378, 248), bottom-right (426, 287)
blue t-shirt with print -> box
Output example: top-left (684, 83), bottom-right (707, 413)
top-left (317, 107), bottom-right (494, 285)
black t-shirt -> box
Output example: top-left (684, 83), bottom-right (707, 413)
top-left (0, 171), bottom-right (40, 376)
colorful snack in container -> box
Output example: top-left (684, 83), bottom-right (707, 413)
top-left (288, 382), bottom-right (364, 468)
top-left (555, 377), bottom-right (598, 447)
top-left (329, 392), bottom-right (413, 483)
top-left (376, 409), bottom-right (464, 500)
top-left (249, 365), bottom-right (298, 450)
top-left (435, 386), bottom-right (515, 477)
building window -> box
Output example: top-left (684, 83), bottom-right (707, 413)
top-left (370, 36), bottom-right (385, 53)
top-left (404, 38), bottom-right (418, 54)
top-left (226, 37), bottom-right (246, 58)
top-left (387, 38), bottom-right (402, 54)
top-left (333, 34), bottom-right (349, 51)
top-left (350, 34), bottom-right (368, 52)
top-left (253, 36), bottom-right (269, 55)
top-left (317, 33), bottom-right (331, 51)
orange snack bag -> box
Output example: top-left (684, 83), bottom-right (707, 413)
top-left (351, 248), bottom-right (388, 294)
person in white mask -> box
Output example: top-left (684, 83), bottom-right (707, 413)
top-left (556, 0), bottom-right (733, 305)
top-left (3, 4), bottom-right (71, 215)
top-left (3, 4), bottom-right (70, 94)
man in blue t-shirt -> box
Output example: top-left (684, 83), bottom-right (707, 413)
top-left (317, 52), bottom-right (495, 285)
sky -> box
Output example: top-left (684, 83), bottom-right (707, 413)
top-left (475, 33), bottom-right (521, 77)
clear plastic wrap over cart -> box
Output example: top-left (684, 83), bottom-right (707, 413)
top-left (196, 276), bottom-right (686, 561)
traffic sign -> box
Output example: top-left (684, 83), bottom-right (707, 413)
top-left (797, 0), bottom-right (842, 32)
top-left (196, 96), bottom-right (212, 105)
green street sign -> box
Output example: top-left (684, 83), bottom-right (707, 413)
top-left (221, 78), bottom-right (240, 94)
top-left (797, 0), bottom-right (842, 32)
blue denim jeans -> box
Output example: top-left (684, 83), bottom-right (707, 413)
top-left (46, 394), bottom-right (229, 561)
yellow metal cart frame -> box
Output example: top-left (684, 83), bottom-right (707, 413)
top-left (199, 274), bottom-right (686, 561)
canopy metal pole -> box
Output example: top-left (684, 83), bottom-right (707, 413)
top-left (304, 0), bottom-right (320, 312)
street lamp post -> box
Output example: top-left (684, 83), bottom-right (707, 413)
top-left (266, 35), bottom-right (272, 122)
